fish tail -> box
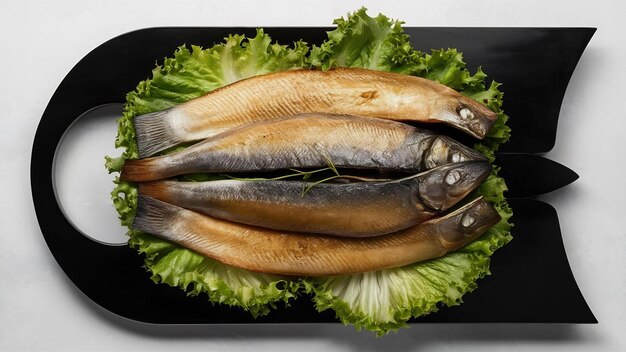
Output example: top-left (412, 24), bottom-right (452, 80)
top-left (120, 158), bottom-right (169, 182)
top-left (132, 195), bottom-right (179, 237)
top-left (134, 109), bottom-right (179, 158)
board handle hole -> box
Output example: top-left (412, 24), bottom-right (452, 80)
top-left (52, 104), bottom-right (128, 246)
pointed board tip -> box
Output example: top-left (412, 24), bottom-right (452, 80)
top-left (496, 153), bottom-right (579, 198)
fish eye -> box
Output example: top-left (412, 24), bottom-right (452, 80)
top-left (459, 107), bottom-right (474, 120)
top-left (461, 213), bottom-right (475, 227)
top-left (457, 207), bottom-right (488, 233)
top-left (445, 169), bottom-right (462, 185)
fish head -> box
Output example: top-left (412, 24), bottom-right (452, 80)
top-left (435, 95), bottom-right (499, 139)
top-left (435, 197), bottom-right (501, 250)
top-left (423, 136), bottom-right (486, 169)
top-left (415, 161), bottom-right (491, 212)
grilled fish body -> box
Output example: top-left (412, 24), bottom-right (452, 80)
top-left (134, 67), bottom-right (498, 157)
top-left (139, 161), bottom-right (491, 237)
top-left (121, 114), bottom-right (485, 182)
top-left (132, 196), bottom-right (501, 276)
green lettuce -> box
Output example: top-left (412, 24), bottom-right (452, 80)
top-left (107, 7), bottom-right (513, 334)
top-left (309, 7), bottom-right (425, 75)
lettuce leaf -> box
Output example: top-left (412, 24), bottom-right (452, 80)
top-left (107, 8), bottom-right (513, 334)
top-left (309, 7), bottom-right (425, 75)
top-left (107, 29), bottom-right (309, 317)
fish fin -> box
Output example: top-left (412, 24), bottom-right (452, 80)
top-left (132, 195), bottom-right (179, 236)
top-left (120, 158), bottom-right (163, 182)
top-left (134, 109), bottom-right (179, 158)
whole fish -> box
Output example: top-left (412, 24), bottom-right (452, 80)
top-left (138, 161), bottom-right (491, 237)
top-left (132, 196), bottom-right (501, 276)
top-left (134, 67), bottom-right (498, 157)
top-left (121, 114), bottom-right (485, 182)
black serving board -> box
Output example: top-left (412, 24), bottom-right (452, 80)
top-left (31, 27), bottom-right (596, 324)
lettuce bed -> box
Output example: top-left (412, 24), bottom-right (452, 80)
top-left (105, 8), bottom-right (512, 335)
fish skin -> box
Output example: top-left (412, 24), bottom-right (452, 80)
top-left (132, 196), bottom-right (501, 276)
top-left (121, 114), bottom-right (486, 182)
top-left (138, 161), bottom-right (491, 237)
top-left (134, 67), bottom-right (498, 157)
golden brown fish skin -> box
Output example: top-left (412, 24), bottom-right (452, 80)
top-left (138, 161), bottom-right (491, 237)
top-left (132, 196), bottom-right (500, 276)
top-left (134, 67), bottom-right (498, 157)
top-left (121, 114), bottom-right (485, 182)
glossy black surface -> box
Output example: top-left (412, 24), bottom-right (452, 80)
top-left (496, 153), bottom-right (579, 198)
top-left (410, 28), bottom-right (595, 153)
top-left (420, 199), bottom-right (596, 323)
top-left (31, 27), bottom-right (595, 324)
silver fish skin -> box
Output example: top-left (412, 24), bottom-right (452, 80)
top-left (131, 196), bottom-right (501, 276)
top-left (138, 161), bottom-right (491, 237)
top-left (133, 67), bottom-right (498, 157)
top-left (121, 114), bottom-right (486, 182)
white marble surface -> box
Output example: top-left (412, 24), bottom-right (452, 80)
top-left (1, 0), bottom-right (625, 350)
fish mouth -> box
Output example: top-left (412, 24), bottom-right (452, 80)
top-left (422, 136), bottom-right (486, 170)
top-left (436, 196), bottom-right (502, 248)
top-left (437, 98), bottom-right (499, 139)
top-left (457, 101), bottom-right (499, 139)
top-left (416, 161), bottom-right (492, 212)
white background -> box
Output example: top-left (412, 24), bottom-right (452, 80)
top-left (2, 0), bottom-right (625, 350)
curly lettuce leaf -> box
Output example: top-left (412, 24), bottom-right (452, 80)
top-left (302, 8), bottom-right (513, 335)
top-left (107, 29), bottom-right (308, 316)
top-left (309, 7), bottom-right (425, 75)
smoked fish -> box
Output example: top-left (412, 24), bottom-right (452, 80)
top-left (134, 68), bottom-right (498, 157)
top-left (139, 161), bottom-right (491, 237)
top-left (132, 196), bottom-right (501, 276)
top-left (121, 114), bottom-right (486, 182)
